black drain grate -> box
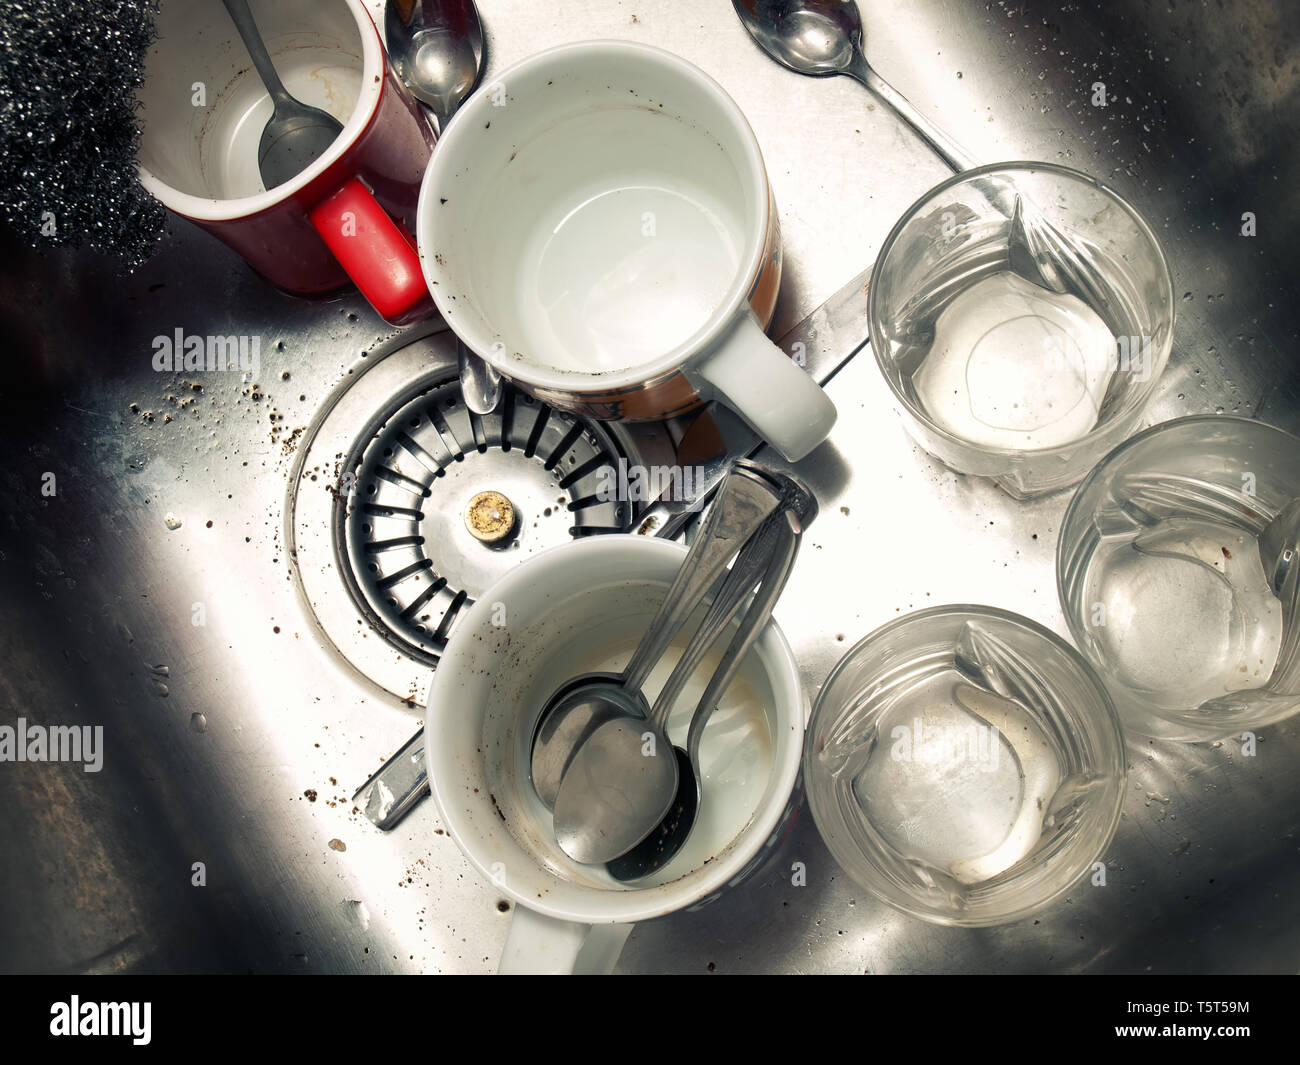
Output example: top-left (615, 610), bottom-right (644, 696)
top-left (337, 376), bottom-right (633, 665)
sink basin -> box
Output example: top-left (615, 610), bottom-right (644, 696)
top-left (0, 0), bottom-right (1296, 973)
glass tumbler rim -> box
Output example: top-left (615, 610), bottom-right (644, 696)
top-left (1056, 413), bottom-right (1300, 606)
top-left (1056, 412), bottom-right (1300, 564)
top-left (811, 602), bottom-right (1121, 726)
top-left (867, 159), bottom-right (1176, 460)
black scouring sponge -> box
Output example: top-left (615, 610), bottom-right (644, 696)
top-left (0, 0), bottom-right (166, 268)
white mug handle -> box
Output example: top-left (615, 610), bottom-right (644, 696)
top-left (693, 310), bottom-right (837, 462)
top-left (498, 905), bottom-right (634, 975)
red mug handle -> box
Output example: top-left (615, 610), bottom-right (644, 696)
top-left (308, 178), bottom-right (434, 326)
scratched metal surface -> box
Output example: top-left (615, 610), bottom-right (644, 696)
top-left (0, 0), bottom-right (1296, 974)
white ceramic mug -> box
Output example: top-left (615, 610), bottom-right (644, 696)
top-left (416, 39), bottom-right (836, 461)
top-left (423, 535), bottom-right (805, 973)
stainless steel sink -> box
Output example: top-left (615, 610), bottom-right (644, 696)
top-left (1, 0), bottom-right (1296, 973)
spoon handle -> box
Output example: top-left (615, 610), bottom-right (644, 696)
top-left (846, 51), bottom-right (976, 173)
top-left (687, 511), bottom-right (800, 765)
top-left (622, 466), bottom-right (780, 693)
top-left (223, 0), bottom-right (293, 105)
top-left (645, 506), bottom-right (786, 731)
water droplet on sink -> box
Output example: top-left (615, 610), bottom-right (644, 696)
top-left (190, 712), bottom-right (206, 732)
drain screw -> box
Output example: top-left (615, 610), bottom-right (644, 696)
top-left (465, 490), bottom-right (518, 546)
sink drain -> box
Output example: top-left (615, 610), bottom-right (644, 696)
top-left (287, 326), bottom-right (674, 703)
top-left (343, 372), bottom-right (632, 661)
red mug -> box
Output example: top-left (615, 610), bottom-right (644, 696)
top-left (137, 0), bottom-right (435, 325)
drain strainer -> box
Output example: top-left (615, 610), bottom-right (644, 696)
top-left (343, 373), bottom-right (632, 661)
top-left (287, 326), bottom-right (675, 703)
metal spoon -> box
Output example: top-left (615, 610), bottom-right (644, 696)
top-left (529, 463), bottom-right (782, 811)
top-left (606, 497), bottom-right (810, 881)
top-left (384, 0), bottom-right (486, 133)
top-left (384, 1), bottom-right (498, 412)
top-left (223, 0), bottom-right (344, 190)
top-left (550, 465), bottom-right (812, 866)
top-left (731, 0), bottom-right (975, 171)
top-left (733, 2), bottom-right (1129, 360)
top-left (551, 508), bottom-right (782, 865)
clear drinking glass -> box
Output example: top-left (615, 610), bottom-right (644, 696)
top-left (804, 606), bottom-right (1126, 927)
top-left (869, 163), bottom-right (1174, 498)
top-left (1057, 415), bottom-right (1300, 741)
